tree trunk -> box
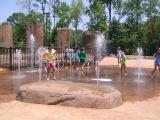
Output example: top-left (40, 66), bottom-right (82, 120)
top-left (108, 1), bottom-right (112, 40)
top-left (108, 2), bottom-right (112, 25)
top-left (75, 27), bottom-right (78, 47)
top-left (28, 0), bottom-right (31, 13)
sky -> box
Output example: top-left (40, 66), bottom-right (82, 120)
top-left (0, 0), bottom-right (22, 23)
top-left (0, 0), bottom-right (89, 30)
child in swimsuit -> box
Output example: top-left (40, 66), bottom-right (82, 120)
top-left (44, 44), bottom-right (57, 80)
top-left (79, 47), bottom-right (87, 70)
top-left (117, 47), bottom-right (122, 66)
top-left (151, 48), bottom-right (160, 78)
top-left (120, 50), bottom-right (127, 76)
top-left (74, 47), bottom-right (80, 69)
top-left (62, 45), bottom-right (70, 68)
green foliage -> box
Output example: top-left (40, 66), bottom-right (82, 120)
top-left (100, 0), bottom-right (122, 22)
top-left (70, 0), bottom-right (84, 46)
top-left (108, 14), bottom-right (160, 55)
top-left (108, 18), bottom-right (123, 54)
top-left (70, 30), bottom-right (83, 47)
top-left (70, 0), bottom-right (84, 29)
top-left (114, 0), bottom-right (145, 54)
top-left (144, 16), bottom-right (160, 55)
top-left (8, 0), bottom-right (160, 56)
top-left (53, 2), bottom-right (71, 28)
top-left (86, 0), bottom-right (108, 32)
top-left (52, 0), bottom-right (84, 47)
top-left (143, 0), bottom-right (159, 18)
top-left (7, 12), bottom-right (44, 47)
top-left (50, 27), bottom-right (57, 45)
top-left (7, 13), bottom-right (25, 26)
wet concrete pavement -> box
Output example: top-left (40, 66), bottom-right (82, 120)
top-left (0, 57), bottom-right (159, 103)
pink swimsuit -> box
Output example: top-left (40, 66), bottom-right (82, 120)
top-left (46, 63), bottom-right (55, 71)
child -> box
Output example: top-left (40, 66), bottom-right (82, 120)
top-left (150, 48), bottom-right (160, 78)
top-left (117, 47), bottom-right (122, 66)
top-left (74, 47), bottom-right (80, 69)
top-left (120, 49), bottom-right (127, 76)
top-left (62, 45), bottom-right (70, 68)
top-left (79, 47), bottom-right (87, 70)
top-left (43, 44), bottom-right (57, 80)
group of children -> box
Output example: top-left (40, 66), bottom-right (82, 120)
top-left (62, 46), bottom-right (87, 70)
top-left (43, 44), bottom-right (87, 80)
top-left (43, 44), bottom-right (160, 80)
top-left (117, 47), bottom-right (160, 77)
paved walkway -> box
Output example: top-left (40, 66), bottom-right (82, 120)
top-left (100, 57), bottom-right (154, 69)
top-left (0, 96), bottom-right (160, 120)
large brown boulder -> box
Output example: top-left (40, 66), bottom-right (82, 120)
top-left (16, 81), bottom-right (123, 109)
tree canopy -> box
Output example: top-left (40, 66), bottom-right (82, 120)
top-left (5, 0), bottom-right (160, 55)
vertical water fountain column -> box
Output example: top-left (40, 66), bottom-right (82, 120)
top-left (15, 49), bottom-right (22, 80)
top-left (11, 49), bottom-right (22, 92)
top-left (94, 33), bottom-right (106, 85)
top-left (137, 47), bottom-right (143, 80)
top-left (37, 47), bottom-right (46, 81)
top-left (29, 34), bottom-right (35, 70)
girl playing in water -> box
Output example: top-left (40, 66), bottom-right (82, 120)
top-left (43, 44), bottom-right (57, 80)
top-left (120, 49), bottom-right (127, 76)
top-left (117, 47), bottom-right (122, 66)
top-left (150, 48), bottom-right (160, 78)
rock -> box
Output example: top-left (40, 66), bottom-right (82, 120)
top-left (16, 81), bottom-right (123, 109)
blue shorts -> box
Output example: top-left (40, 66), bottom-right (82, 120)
top-left (64, 55), bottom-right (69, 60)
top-left (155, 61), bottom-right (160, 66)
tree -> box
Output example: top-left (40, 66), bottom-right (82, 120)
top-left (121, 0), bottom-right (145, 49)
top-left (53, 1), bottom-right (71, 28)
top-left (143, 0), bottom-right (160, 55)
top-left (51, 0), bottom-right (60, 27)
top-left (100, 0), bottom-right (122, 24)
top-left (88, 0), bottom-right (122, 40)
top-left (17, 0), bottom-right (34, 13)
top-left (50, 1), bottom-right (71, 44)
top-left (7, 12), bottom-right (43, 47)
top-left (70, 0), bottom-right (84, 46)
top-left (7, 13), bottom-right (25, 25)
top-left (32, 0), bottom-right (59, 44)
top-left (144, 16), bottom-right (160, 55)
top-left (86, 0), bottom-right (108, 32)
top-left (108, 17), bottom-right (123, 54)
top-left (70, 30), bottom-right (83, 47)
top-left (7, 12), bottom-right (26, 47)
top-left (143, 0), bottom-right (160, 18)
